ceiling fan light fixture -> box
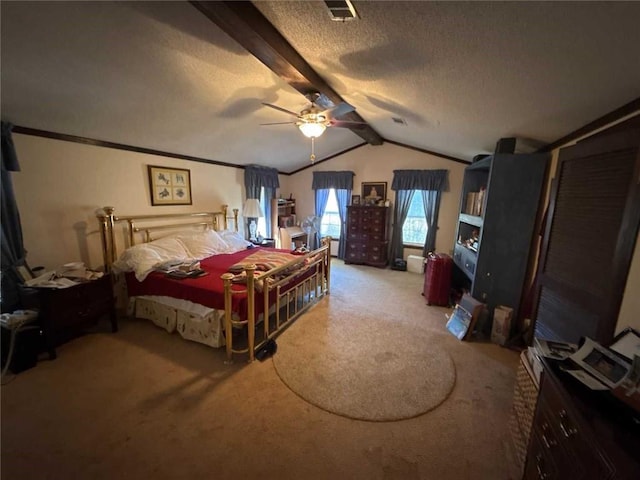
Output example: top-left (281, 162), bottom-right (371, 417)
top-left (298, 121), bottom-right (326, 138)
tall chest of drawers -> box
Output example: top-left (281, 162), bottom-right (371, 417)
top-left (345, 206), bottom-right (389, 267)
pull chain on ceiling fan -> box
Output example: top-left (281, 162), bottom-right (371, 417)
top-left (260, 93), bottom-right (368, 163)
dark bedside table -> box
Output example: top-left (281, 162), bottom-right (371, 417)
top-left (20, 274), bottom-right (117, 359)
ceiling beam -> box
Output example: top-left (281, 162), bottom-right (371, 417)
top-left (190, 0), bottom-right (383, 146)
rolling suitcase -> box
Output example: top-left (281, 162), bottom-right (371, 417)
top-left (423, 253), bottom-right (452, 306)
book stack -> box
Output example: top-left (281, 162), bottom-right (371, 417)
top-left (464, 187), bottom-right (485, 216)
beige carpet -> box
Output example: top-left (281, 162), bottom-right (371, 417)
top-left (273, 299), bottom-right (456, 421)
top-left (1, 260), bottom-right (523, 479)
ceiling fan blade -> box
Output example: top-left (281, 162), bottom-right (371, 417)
top-left (321, 102), bottom-right (356, 119)
top-left (308, 92), bottom-right (333, 110)
top-left (330, 119), bottom-right (368, 129)
top-left (262, 102), bottom-right (300, 117)
top-left (260, 121), bottom-right (296, 126)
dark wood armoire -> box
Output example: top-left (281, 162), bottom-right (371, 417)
top-left (532, 118), bottom-right (640, 345)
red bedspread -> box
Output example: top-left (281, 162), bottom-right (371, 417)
top-left (125, 247), bottom-right (310, 318)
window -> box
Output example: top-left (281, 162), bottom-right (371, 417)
top-left (320, 189), bottom-right (341, 239)
top-left (257, 187), bottom-right (267, 238)
top-left (402, 192), bottom-right (427, 246)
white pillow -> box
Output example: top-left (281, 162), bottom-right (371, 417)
top-left (219, 230), bottom-right (252, 252)
top-left (113, 237), bottom-right (191, 281)
top-left (177, 230), bottom-right (230, 259)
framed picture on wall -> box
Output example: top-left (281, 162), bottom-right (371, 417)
top-left (148, 165), bottom-right (192, 206)
top-left (361, 182), bottom-right (387, 204)
top-left (351, 195), bottom-right (360, 205)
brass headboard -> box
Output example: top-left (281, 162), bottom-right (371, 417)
top-left (97, 205), bottom-right (239, 272)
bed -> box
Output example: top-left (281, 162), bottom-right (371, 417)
top-left (96, 205), bottom-right (331, 362)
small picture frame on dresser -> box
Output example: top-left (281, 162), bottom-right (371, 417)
top-left (351, 195), bottom-right (360, 205)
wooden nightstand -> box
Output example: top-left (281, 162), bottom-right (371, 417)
top-left (20, 274), bottom-right (117, 359)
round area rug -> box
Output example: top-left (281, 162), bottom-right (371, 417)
top-left (272, 302), bottom-right (456, 421)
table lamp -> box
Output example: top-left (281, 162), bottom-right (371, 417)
top-left (243, 198), bottom-right (264, 242)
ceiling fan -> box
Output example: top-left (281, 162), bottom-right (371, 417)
top-left (261, 92), bottom-right (367, 162)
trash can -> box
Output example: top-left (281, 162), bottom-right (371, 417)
top-left (1, 310), bottom-right (41, 374)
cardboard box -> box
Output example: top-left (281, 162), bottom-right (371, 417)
top-left (407, 255), bottom-right (425, 273)
top-left (491, 305), bottom-right (513, 345)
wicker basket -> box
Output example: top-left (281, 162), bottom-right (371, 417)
top-left (509, 350), bottom-right (540, 472)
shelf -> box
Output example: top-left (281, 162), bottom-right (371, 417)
top-left (459, 213), bottom-right (483, 228)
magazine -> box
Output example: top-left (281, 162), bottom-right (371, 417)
top-left (166, 269), bottom-right (207, 279)
top-left (569, 337), bottom-right (631, 389)
top-left (533, 338), bottom-right (578, 361)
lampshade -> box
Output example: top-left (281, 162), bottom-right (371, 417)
top-left (298, 121), bottom-right (326, 138)
top-left (243, 198), bottom-right (264, 218)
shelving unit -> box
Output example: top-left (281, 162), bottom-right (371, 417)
top-left (271, 198), bottom-right (306, 249)
top-left (452, 153), bottom-right (549, 323)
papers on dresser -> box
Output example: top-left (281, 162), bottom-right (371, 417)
top-left (24, 262), bottom-right (104, 288)
top-left (569, 337), bottom-right (631, 389)
top-left (610, 327), bottom-right (640, 361)
top-left (533, 337), bottom-right (578, 361)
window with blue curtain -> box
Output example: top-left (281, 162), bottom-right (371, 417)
top-left (312, 171), bottom-right (354, 258)
top-left (403, 192), bottom-right (428, 245)
top-left (244, 165), bottom-right (279, 238)
top-left (320, 189), bottom-right (341, 239)
top-left (390, 170), bottom-right (448, 260)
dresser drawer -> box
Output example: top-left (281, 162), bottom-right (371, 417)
top-left (524, 429), bottom-right (560, 480)
top-left (525, 370), bottom-right (617, 479)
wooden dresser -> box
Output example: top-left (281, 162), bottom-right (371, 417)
top-left (345, 205), bottom-right (389, 267)
top-left (523, 357), bottom-right (640, 479)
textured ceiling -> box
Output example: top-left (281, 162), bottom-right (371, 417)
top-left (2, 1), bottom-right (640, 173)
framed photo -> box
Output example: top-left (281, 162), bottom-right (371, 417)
top-left (148, 165), bottom-right (192, 206)
top-left (351, 195), bottom-right (360, 205)
top-left (361, 182), bottom-right (387, 204)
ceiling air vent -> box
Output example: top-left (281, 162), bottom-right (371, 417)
top-left (325, 0), bottom-right (359, 22)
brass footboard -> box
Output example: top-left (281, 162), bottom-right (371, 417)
top-left (222, 237), bottom-right (331, 363)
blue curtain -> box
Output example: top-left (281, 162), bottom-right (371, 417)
top-left (421, 190), bottom-right (441, 255)
top-left (390, 170), bottom-right (448, 261)
top-left (1, 122), bottom-right (26, 312)
top-left (263, 187), bottom-right (276, 237)
top-left (335, 189), bottom-right (351, 259)
top-left (314, 189), bottom-right (330, 250)
top-left (391, 169), bottom-right (448, 191)
top-left (389, 190), bottom-right (414, 263)
top-left (244, 165), bottom-right (280, 199)
top-left (244, 165), bottom-right (280, 237)
top-left (312, 171), bottom-right (354, 258)
top-left (312, 171), bottom-right (354, 190)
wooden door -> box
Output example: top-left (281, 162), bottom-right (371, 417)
top-left (533, 125), bottom-right (640, 345)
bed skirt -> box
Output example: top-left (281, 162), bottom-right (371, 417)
top-left (130, 295), bottom-right (225, 348)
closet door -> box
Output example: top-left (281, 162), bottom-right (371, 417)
top-left (533, 126), bottom-right (640, 345)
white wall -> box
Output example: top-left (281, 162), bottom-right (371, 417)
top-left (281, 142), bottom-right (466, 258)
top-left (618, 232), bottom-right (640, 333)
top-left (10, 131), bottom-right (637, 334)
top-left (11, 134), bottom-right (246, 271)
